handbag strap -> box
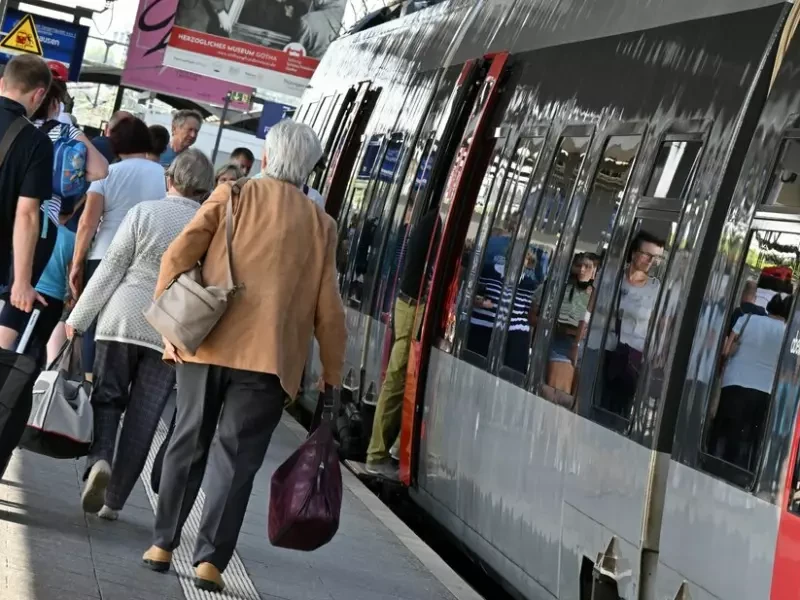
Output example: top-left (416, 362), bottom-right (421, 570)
top-left (226, 178), bottom-right (248, 292)
top-left (0, 117), bottom-right (28, 168)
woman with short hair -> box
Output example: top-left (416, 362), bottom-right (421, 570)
top-left (143, 120), bottom-right (346, 592)
top-left (68, 148), bottom-right (215, 521)
top-left (214, 162), bottom-right (243, 186)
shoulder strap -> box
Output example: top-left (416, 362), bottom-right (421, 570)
top-left (0, 117), bottom-right (28, 168)
top-left (226, 177), bottom-right (250, 291)
top-left (739, 313), bottom-right (753, 336)
top-left (39, 119), bottom-right (60, 136)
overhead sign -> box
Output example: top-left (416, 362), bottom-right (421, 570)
top-left (0, 14), bottom-right (42, 56)
top-left (122, 0), bottom-right (252, 110)
top-left (163, 0), bottom-right (346, 99)
top-left (0, 9), bottom-right (89, 81)
top-left (257, 101), bottom-right (294, 139)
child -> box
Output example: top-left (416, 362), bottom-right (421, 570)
top-left (30, 204), bottom-right (77, 368)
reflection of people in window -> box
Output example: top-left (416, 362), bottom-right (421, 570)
top-left (504, 251), bottom-right (538, 372)
top-left (546, 253), bottom-right (598, 393)
top-left (601, 231), bottom-right (665, 416)
top-left (708, 293), bottom-right (790, 471)
top-left (467, 240), bottom-right (508, 357)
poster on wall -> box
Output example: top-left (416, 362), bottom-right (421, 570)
top-left (163, 0), bottom-right (346, 99)
top-left (122, 0), bottom-right (253, 110)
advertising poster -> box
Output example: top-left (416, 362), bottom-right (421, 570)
top-left (163, 0), bottom-right (346, 99)
top-left (0, 9), bottom-right (89, 81)
top-left (122, 0), bottom-right (252, 110)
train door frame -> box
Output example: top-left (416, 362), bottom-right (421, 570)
top-left (323, 82), bottom-right (381, 219)
top-left (399, 52), bottom-right (512, 485)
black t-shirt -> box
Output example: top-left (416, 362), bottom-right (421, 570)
top-left (399, 209), bottom-right (440, 298)
top-left (0, 97), bottom-right (54, 286)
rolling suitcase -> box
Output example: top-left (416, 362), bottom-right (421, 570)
top-left (0, 308), bottom-right (41, 477)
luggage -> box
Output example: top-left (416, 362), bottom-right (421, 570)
top-left (0, 308), bottom-right (42, 477)
top-left (268, 389), bottom-right (342, 551)
top-left (19, 338), bottom-right (92, 458)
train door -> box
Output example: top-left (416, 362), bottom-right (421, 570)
top-left (322, 82), bottom-right (381, 219)
top-left (399, 52), bottom-right (511, 484)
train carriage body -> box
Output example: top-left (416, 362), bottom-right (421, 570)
top-left (293, 1), bottom-right (800, 598)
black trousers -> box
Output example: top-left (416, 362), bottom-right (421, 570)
top-left (85, 341), bottom-right (176, 510)
top-left (708, 385), bottom-right (770, 471)
top-left (80, 259), bottom-right (101, 375)
top-left (153, 363), bottom-right (285, 571)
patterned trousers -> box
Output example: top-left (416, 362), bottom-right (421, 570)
top-left (85, 340), bottom-right (175, 510)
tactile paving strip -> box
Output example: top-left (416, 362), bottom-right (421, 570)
top-left (140, 418), bottom-right (262, 600)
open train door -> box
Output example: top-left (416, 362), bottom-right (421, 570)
top-left (321, 82), bottom-right (381, 220)
top-left (398, 53), bottom-right (511, 485)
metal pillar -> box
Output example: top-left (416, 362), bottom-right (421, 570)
top-left (211, 92), bottom-right (232, 164)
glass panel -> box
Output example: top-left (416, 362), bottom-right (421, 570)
top-left (644, 140), bottom-right (702, 199)
top-left (439, 139), bottom-right (504, 351)
top-left (503, 135), bottom-right (591, 373)
top-left (542, 135), bottom-right (641, 399)
top-left (463, 137), bottom-right (544, 358)
top-left (763, 139), bottom-right (800, 208)
top-left (347, 137), bottom-right (405, 309)
top-left (703, 231), bottom-right (797, 473)
top-left (595, 219), bottom-right (676, 420)
top-left (336, 136), bottom-right (382, 277)
top-left (312, 96), bottom-right (335, 135)
top-left (320, 94), bottom-right (344, 149)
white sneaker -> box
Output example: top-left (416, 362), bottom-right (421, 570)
top-left (389, 439), bottom-right (400, 462)
top-left (365, 461), bottom-right (399, 481)
top-left (81, 460), bottom-right (111, 514)
top-left (98, 505), bottom-right (118, 521)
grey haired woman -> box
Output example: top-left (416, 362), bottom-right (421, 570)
top-left (67, 148), bottom-right (215, 520)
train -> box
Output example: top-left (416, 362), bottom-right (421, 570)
top-left (291, 1), bottom-right (800, 598)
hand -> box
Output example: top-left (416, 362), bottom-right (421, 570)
top-left (10, 281), bottom-right (46, 313)
top-left (316, 376), bottom-right (325, 392)
top-left (69, 263), bottom-right (84, 299)
top-left (218, 10), bottom-right (233, 32)
top-left (65, 324), bottom-right (75, 340)
top-left (163, 338), bottom-right (183, 364)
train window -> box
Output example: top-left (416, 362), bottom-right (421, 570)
top-left (312, 95), bottom-right (335, 135)
top-left (346, 136), bottom-right (405, 309)
top-left (644, 140), bottom-right (703, 199)
top-left (370, 140), bottom-right (435, 320)
top-left (320, 93), bottom-right (344, 148)
top-left (461, 137), bottom-right (545, 360)
top-left (540, 135), bottom-right (642, 402)
top-left (700, 230), bottom-right (796, 485)
top-left (439, 138), bottom-right (507, 352)
top-left (336, 136), bottom-right (383, 275)
top-left (763, 138), bottom-right (800, 207)
top-left (593, 216), bottom-right (676, 426)
top-left (502, 135), bottom-right (591, 374)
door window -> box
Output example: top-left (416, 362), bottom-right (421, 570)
top-left (763, 138), bottom-right (800, 208)
top-left (644, 140), bottom-right (703, 200)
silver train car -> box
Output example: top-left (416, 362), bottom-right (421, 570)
top-left (295, 1), bottom-right (800, 598)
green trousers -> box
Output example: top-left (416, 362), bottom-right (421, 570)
top-left (366, 297), bottom-right (417, 465)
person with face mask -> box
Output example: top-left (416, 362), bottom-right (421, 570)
top-left (159, 110), bottom-right (203, 169)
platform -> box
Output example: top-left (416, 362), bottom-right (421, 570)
top-left (0, 413), bottom-right (481, 600)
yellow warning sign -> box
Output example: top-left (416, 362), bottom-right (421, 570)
top-left (0, 14), bottom-right (43, 56)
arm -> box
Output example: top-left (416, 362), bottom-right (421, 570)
top-left (75, 132), bottom-right (109, 182)
top-left (156, 184), bottom-right (227, 296)
top-left (67, 209), bottom-right (138, 333)
top-left (315, 220), bottom-right (347, 387)
top-left (70, 189), bottom-right (104, 297)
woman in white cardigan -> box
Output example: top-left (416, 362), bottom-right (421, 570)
top-left (67, 149), bottom-right (215, 520)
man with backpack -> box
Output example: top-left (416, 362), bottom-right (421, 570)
top-left (0, 71), bottom-right (107, 351)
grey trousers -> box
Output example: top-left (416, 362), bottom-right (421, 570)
top-left (85, 341), bottom-right (176, 510)
top-left (152, 362), bottom-right (285, 570)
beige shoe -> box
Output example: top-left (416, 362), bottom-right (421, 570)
top-left (194, 562), bottom-right (225, 593)
top-left (81, 460), bottom-right (111, 514)
top-left (142, 546), bottom-right (172, 572)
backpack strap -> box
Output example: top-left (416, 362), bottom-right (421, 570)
top-left (0, 117), bottom-right (28, 168)
top-left (39, 119), bottom-right (60, 136)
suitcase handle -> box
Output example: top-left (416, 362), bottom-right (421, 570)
top-left (15, 306), bottom-right (43, 354)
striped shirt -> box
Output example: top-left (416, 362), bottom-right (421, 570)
top-left (34, 119), bottom-right (82, 225)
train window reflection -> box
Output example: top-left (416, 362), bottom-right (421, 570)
top-left (703, 231), bottom-right (797, 476)
top-left (440, 140), bottom-right (505, 351)
top-left (464, 137), bottom-right (544, 358)
top-left (645, 140), bottom-right (702, 199)
top-left (596, 220), bottom-right (675, 421)
top-left (763, 139), bottom-right (800, 207)
top-left (541, 135), bottom-right (641, 401)
top-left (347, 137), bottom-right (405, 309)
top-left (503, 135), bottom-right (590, 373)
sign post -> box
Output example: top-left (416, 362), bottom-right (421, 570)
top-left (211, 92), bottom-right (232, 165)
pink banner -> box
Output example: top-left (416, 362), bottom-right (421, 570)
top-left (122, 0), bottom-right (251, 110)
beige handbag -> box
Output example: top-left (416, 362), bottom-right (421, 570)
top-left (144, 191), bottom-right (240, 356)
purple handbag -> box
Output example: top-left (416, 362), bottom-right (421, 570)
top-left (268, 390), bottom-right (342, 551)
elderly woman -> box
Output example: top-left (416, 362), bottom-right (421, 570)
top-left (214, 162), bottom-right (243, 186)
top-left (67, 149), bottom-right (215, 521)
top-left (143, 120), bottom-right (346, 592)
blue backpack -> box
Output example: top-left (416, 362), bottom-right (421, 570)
top-left (42, 120), bottom-right (89, 205)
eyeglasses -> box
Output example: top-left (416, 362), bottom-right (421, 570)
top-left (635, 250), bottom-right (663, 262)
